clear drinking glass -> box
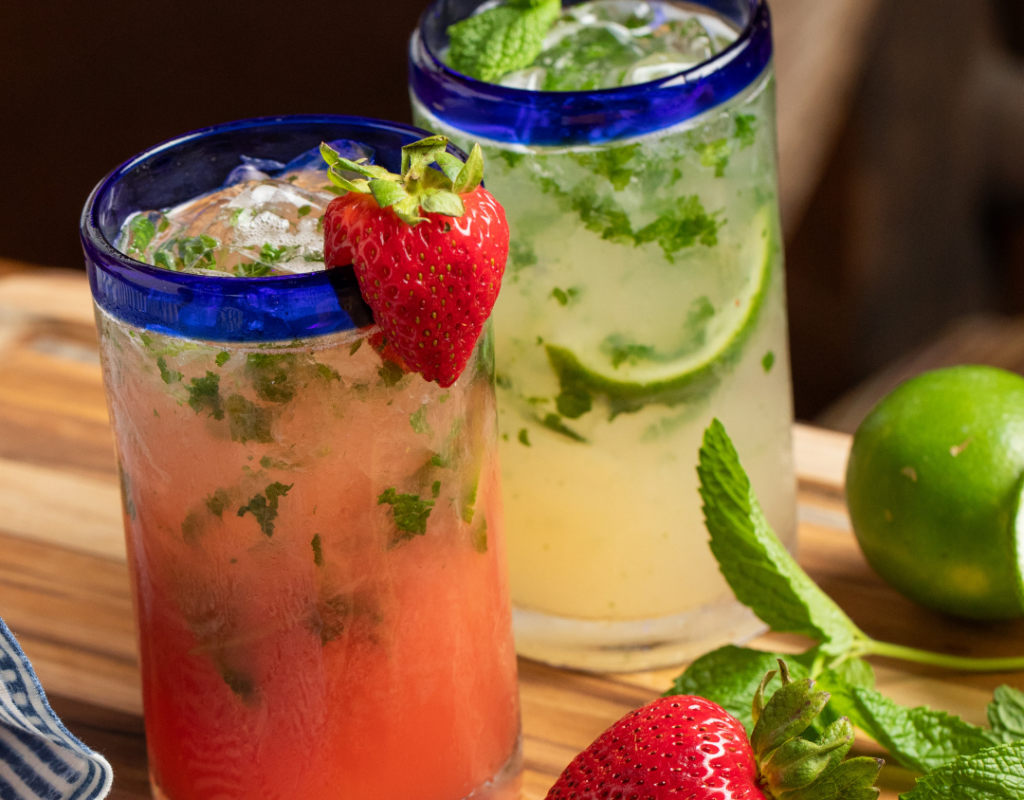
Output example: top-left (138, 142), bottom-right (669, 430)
top-left (80, 116), bottom-right (522, 800)
top-left (410, 0), bottom-right (797, 671)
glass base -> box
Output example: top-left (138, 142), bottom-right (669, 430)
top-left (513, 597), bottom-right (766, 672)
top-left (149, 733), bottom-right (523, 800)
top-left (465, 733), bottom-right (523, 800)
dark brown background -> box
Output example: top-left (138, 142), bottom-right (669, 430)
top-left (0, 0), bottom-right (428, 270)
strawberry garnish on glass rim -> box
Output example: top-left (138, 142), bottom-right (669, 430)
top-left (546, 660), bottom-right (882, 800)
top-left (320, 135), bottom-right (508, 388)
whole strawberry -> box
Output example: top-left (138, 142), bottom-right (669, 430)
top-left (546, 661), bottom-right (882, 800)
top-left (321, 136), bottom-right (508, 387)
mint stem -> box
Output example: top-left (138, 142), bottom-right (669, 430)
top-left (863, 639), bottom-right (1024, 672)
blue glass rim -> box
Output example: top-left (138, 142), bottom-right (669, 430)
top-left (409, 0), bottom-right (772, 146)
top-left (81, 114), bottom-right (468, 343)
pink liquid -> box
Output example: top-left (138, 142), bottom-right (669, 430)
top-left (99, 313), bottom-right (521, 800)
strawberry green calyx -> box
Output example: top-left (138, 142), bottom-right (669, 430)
top-left (752, 661), bottom-right (882, 800)
top-left (320, 136), bottom-right (484, 226)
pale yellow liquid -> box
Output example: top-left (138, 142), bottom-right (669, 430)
top-left (415, 64), bottom-right (796, 670)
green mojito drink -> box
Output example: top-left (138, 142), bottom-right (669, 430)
top-left (410, 0), bottom-right (796, 670)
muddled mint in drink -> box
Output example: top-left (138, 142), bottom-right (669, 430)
top-left (445, 0), bottom-right (738, 91)
top-left (116, 141), bottom-right (372, 277)
top-left (414, 0), bottom-right (797, 669)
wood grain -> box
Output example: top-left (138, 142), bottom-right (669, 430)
top-left (2, 269), bottom-right (1020, 800)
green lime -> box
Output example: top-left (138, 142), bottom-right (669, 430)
top-left (547, 207), bottom-right (777, 417)
top-left (846, 365), bottom-right (1024, 620)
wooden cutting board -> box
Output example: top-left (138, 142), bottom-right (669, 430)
top-left (2, 264), bottom-right (1023, 800)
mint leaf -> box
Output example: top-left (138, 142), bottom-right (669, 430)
top-left (410, 405), bottom-right (432, 435)
top-left (246, 353), bottom-right (298, 403)
top-left (126, 215), bottom-right (156, 256)
top-left (187, 372), bottom-right (225, 420)
top-left (570, 145), bottom-right (638, 191)
top-left (694, 138), bottom-right (731, 177)
top-left (237, 482), bottom-right (293, 537)
top-left (259, 456), bottom-right (291, 470)
top-left (541, 412), bottom-right (587, 442)
top-left (446, 0), bottom-right (561, 83)
top-left (851, 687), bottom-right (1000, 773)
top-left (225, 394), bottom-right (273, 444)
top-left (156, 356), bottom-right (182, 384)
top-left (215, 351), bottom-right (231, 367)
top-left (735, 113), bottom-right (758, 148)
top-left (698, 420), bottom-right (865, 656)
top-left (236, 261), bottom-right (273, 277)
top-left (535, 25), bottom-right (639, 91)
top-left (902, 741), bottom-right (1024, 799)
top-left (633, 195), bottom-right (722, 260)
top-left (378, 487), bottom-right (434, 543)
top-left (311, 594), bottom-right (349, 645)
top-left (178, 234), bottom-right (219, 269)
top-left (988, 686), bottom-right (1024, 743)
top-left (181, 511), bottom-right (203, 544)
top-left (204, 488), bottom-right (229, 518)
top-left (567, 184), bottom-right (634, 243)
top-left (665, 645), bottom-right (809, 735)
top-left (316, 362), bottom-right (340, 382)
top-left (378, 359), bottom-right (405, 388)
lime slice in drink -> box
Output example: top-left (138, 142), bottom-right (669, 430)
top-left (546, 206), bottom-right (777, 419)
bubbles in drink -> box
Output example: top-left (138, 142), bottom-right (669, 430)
top-left (496, 0), bottom-right (739, 91)
top-left (117, 140), bottom-right (373, 276)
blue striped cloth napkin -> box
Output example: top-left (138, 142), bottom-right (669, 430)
top-left (0, 618), bottom-right (113, 800)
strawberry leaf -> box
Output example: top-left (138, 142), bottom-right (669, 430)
top-left (794, 756), bottom-right (883, 800)
top-left (419, 167), bottom-right (456, 191)
top-left (750, 670), bottom-right (830, 760)
top-left (698, 419), bottom-right (867, 656)
top-left (453, 144), bottom-right (485, 194)
top-left (762, 718), bottom-right (854, 793)
top-left (392, 195), bottom-right (428, 226)
top-left (321, 144), bottom-right (388, 179)
top-left (327, 170), bottom-right (371, 195)
top-left (435, 151), bottom-right (466, 183)
top-left (900, 741), bottom-right (1024, 799)
top-left (421, 191), bottom-right (466, 217)
top-left (401, 135), bottom-right (450, 179)
top-left (368, 179), bottom-right (410, 209)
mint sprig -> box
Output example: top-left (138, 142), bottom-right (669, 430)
top-left (698, 419), bottom-right (865, 657)
top-left (446, 0), bottom-right (561, 83)
top-left (681, 420), bottom-right (1024, 796)
top-left (988, 685), bottom-right (1024, 742)
top-left (699, 418), bottom-right (1024, 672)
top-left (850, 688), bottom-right (1001, 773)
top-left (902, 741), bottom-right (1024, 799)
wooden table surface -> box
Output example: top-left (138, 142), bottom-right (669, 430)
top-left (2, 264), bottom-right (1024, 800)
